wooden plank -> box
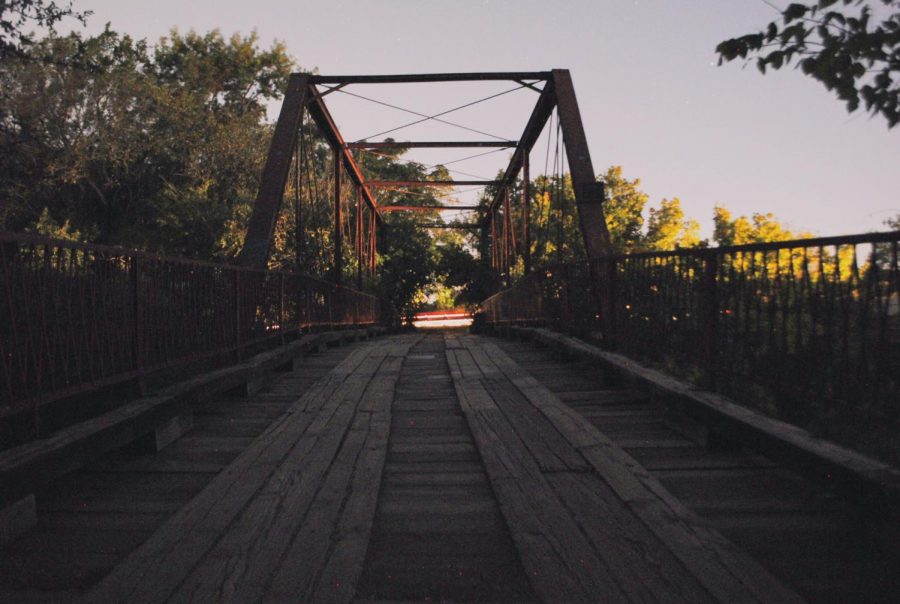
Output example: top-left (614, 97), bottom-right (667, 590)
top-left (522, 327), bottom-right (900, 511)
top-left (0, 494), bottom-right (36, 549)
top-left (548, 472), bottom-right (715, 604)
top-left (167, 341), bottom-right (414, 603)
top-left (268, 343), bottom-right (409, 602)
top-left (481, 378), bottom-right (589, 472)
top-left (0, 331), bottom-right (351, 509)
top-left (84, 343), bottom-right (383, 603)
top-left (469, 335), bottom-right (803, 604)
top-left (463, 340), bottom-right (588, 472)
top-left (446, 343), bottom-right (628, 603)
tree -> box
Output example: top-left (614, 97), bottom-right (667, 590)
top-left (712, 204), bottom-right (811, 246)
top-left (0, 0), bottom-right (89, 58)
top-left (643, 198), bottom-right (701, 250)
top-left (716, 0), bottom-right (900, 127)
top-left (0, 26), bottom-right (293, 258)
top-left (602, 165), bottom-right (648, 252)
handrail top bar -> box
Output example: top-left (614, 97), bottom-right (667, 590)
top-left (347, 141), bottom-right (518, 149)
top-left (603, 230), bottom-right (900, 261)
top-left (0, 231), bottom-right (378, 299)
top-left (309, 72), bottom-right (552, 84)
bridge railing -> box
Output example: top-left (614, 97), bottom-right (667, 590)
top-left (0, 232), bottom-right (379, 419)
top-left (482, 231), bottom-right (899, 437)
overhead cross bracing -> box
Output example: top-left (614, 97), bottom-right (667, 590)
top-left (237, 70), bottom-right (613, 298)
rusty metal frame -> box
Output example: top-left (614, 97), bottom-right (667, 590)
top-left (240, 70), bottom-right (609, 291)
top-left (347, 141), bottom-right (516, 149)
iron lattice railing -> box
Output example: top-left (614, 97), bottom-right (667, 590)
top-left (482, 231), bottom-right (900, 451)
top-left (0, 232), bottom-right (379, 419)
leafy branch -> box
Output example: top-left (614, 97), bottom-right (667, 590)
top-left (717, 0), bottom-right (900, 127)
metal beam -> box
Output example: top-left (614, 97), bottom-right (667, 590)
top-left (239, 73), bottom-right (310, 269)
top-left (347, 141), bottom-right (516, 149)
top-left (552, 69), bottom-right (611, 258)
top-left (395, 223), bottom-right (480, 229)
top-left (367, 180), bottom-right (495, 188)
top-left (379, 205), bottom-right (479, 212)
top-left (483, 78), bottom-right (557, 221)
top-left (333, 148), bottom-right (343, 285)
top-left (310, 72), bottom-right (551, 85)
top-left (304, 84), bottom-right (380, 220)
top-left (552, 69), bottom-right (614, 342)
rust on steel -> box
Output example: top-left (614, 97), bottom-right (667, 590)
top-left (347, 141), bottom-right (517, 149)
top-left (305, 86), bottom-right (379, 216)
top-left (379, 205), bottom-right (480, 212)
top-left (0, 231), bottom-right (379, 417)
top-left (522, 152), bottom-right (531, 274)
top-left (240, 70), bottom-right (611, 283)
top-left (239, 73), bottom-right (310, 269)
top-left (484, 77), bottom-right (556, 217)
top-left (401, 223), bottom-right (481, 229)
top-left (367, 180), bottom-right (496, 187)
top-left (309, 72), bottom-right (551, 84)
top-left (333, 148), bottom-right (343, 285)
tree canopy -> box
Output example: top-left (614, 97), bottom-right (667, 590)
top-left (0, 0), bottom-right (89, 58)
top-left (1, 26), bottom-right (292, 257)
top-left (716, 0), bottom-right (900, 127)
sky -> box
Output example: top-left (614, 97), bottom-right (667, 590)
top-left (69, 0), bottom-right (900, 240)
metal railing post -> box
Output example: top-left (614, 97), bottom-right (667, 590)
top-left (234, 271), bottom-right (242, 361)
top-left (130, 255), bottom-right (142, 374)
top-left (702, 251), bottom-right (719, 387)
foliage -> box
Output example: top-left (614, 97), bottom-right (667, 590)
top-left (712, 205), bottom-right (812, 245)
top-left (432, 227), bottom-right (492, 308)
top-left (602, 165), bottom-right (648, 252)
top-left (0, 0), bottom-right (89, 58)
top-left (716, 0), bottom-right (900, 127)
top-left (0, 26), bottom-right (292, 258)
top-left (644, 198), bottom-right (701, 250)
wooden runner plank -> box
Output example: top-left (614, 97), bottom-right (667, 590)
top-left (450, 337), bottom-right (720, 603)
top-left (268, 346), bottom-right (408, 602)
top-left (85, 341), bottom-right (399, 604)
top-left (446, 343), bottom-right (629, 603)
top-left (461, 342), bottom-right (589, 473)
top-left (465, 336), bottom-right (803, 604)
top-left (169, 339), bottom-right (416, 603)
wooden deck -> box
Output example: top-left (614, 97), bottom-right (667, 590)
top-left (0, 332), bottom-right (895, 603)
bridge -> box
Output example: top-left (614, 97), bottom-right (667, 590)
top-left (1, 71), bottom-right (898, 603)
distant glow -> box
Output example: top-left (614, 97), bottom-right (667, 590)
top-left (412, 317), bottom-right (473, 329)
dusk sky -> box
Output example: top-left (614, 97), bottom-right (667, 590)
top-left (71, 0), bottom-right (899, 239)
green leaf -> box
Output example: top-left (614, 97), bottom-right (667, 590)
top-left (784, 3), bottom-right (809, 24)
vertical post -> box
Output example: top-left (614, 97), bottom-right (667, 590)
top-left (503, 187), bottom-right (512, 283)
top-left (552, 69), bottom-right (611, 259)
top-left (492, 209), bottom-right (501, 290)
top-left (702, 251), bottom-right (719, 387)
top-left (333, 147), bottom-right (343, 285)
top-left (370, 212), bottom-right (377, 276)
top-left (130, 255), bottom-right (142, 373)
top-left (234, 270), bottom-right (242, 361)
top-left (279, 272), bottom-right (285, 343)
top-left (356, 188), bottom-right (363, 291)
top-left (295, 130), bottom-right (303, 271)
top-left (523, 152), bottom-right (531, 275)
top-left (552, 69), bottom-right (614, 340)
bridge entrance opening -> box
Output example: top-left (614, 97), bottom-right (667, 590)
top-left (238, 71), bottom-right (614, 327)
